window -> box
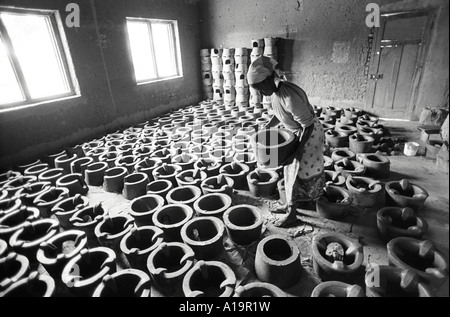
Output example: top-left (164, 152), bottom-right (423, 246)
top-left (126, 18), bottom-right (183, 84)
top-left (0, 7), bottom-right (79, 110)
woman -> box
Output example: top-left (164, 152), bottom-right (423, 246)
top-left (247, 56), bottom-right (325, 227)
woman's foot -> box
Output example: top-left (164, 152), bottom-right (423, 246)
top-left (270, 202), bottom-right (288, 214)
top-left (273, 206), bottom-right (300, 227)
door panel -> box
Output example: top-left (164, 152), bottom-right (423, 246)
top-left (372, 46), bottom-right (401, 113)
top-left (383, 15), bottom-right (427, 40)
top-left (366, 10), bottom-right (433, 119)
top-left (393, 43), bottom-right (420, 111)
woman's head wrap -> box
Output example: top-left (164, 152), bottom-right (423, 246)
top-left (247, 56), bottom-right (281, 85)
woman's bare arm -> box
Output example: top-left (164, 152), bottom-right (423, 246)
top-left (262, 115), bottom-right (280, 129)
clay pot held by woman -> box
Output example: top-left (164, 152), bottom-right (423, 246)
top-left (250, 128), bottom-right (296, 168)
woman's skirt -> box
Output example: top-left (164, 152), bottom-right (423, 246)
top-left (284, 117), bottom-right (325, 204)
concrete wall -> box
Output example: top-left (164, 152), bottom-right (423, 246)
top-left (0, 0), bottom-right (203, 169)
top-left (198, 0), bottom-right (449, 119)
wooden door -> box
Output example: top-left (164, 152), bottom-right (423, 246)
top-left (366, 10), bottom-right (435, 119)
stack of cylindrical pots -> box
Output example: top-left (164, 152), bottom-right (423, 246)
top-left (210, 48), bottom-right (223, 102)
top-left (263, 37), bottom-right (278, 61)
top-left (234, 47), bottom-right (250, 108)
top-left (200, 49), bottom-right (213, 100)
top-left (249, 39), bottom-right (264, 109)
top-left (262, 37), bottom-right (278, 111)
top-left (222, 48), bottom-right (236, 108)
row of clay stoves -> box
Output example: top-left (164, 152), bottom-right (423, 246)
top-left (0, 100), bottom-right (287, 296)
top-left (1, 100), bottom-right (448, 297)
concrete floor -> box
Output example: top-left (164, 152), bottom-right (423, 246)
top-left (71, 118), bottom-right (448, 298)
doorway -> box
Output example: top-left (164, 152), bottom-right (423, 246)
top-left (366, 9), bottom-right (436, 119)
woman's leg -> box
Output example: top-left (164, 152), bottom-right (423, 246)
top-left (273, 202), bottom-right (300, 227)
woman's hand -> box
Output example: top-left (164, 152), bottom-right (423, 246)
top-left (281, 144), bottom-right (304, 166)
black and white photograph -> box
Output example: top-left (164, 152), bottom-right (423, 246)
top-left (0, 0), bottom-right (448, 303)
